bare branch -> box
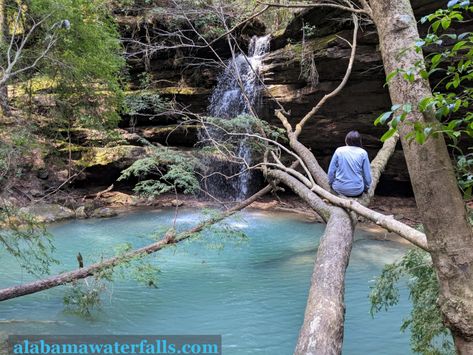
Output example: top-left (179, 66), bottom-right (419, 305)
top-left (206, 5), bottom-right (271, 47)
top-left (258, 1), bottom-right (369, 14)
top-left (294, 12), bottom-right (359, 137)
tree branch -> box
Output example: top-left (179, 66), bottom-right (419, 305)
top-left (0, 184), bottom-right (275, 302)
top-left (309, 182), bottom-right (428, 250)
top-left (258, 1), bottom-right (369, 14)
top-left (294, 12), bottom-right (359, 137)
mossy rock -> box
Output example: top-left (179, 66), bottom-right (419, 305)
top-left (156, 86), bottom-right (210, 95)
top-left (90, 207), bottom-right (118, 218)
top-left (19, 204), bottom-right (75, 223)
top-left (76, 145), bottom-right (150, 168)
top-left (283, 33), bottom-right (339, 59)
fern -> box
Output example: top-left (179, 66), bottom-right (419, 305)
top-left (118, 147), bottom-right (200, 197)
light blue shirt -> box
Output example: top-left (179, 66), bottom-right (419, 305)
top-left (328, 146), bottom-right (372, 197)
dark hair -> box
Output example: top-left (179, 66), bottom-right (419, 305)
top-left (345, 130), bottom-right (363, 147)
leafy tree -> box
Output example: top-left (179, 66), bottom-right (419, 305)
top-left (375, 1), bottom-right (473, 148)
top-left (370, 249), bottom-right (455, 355)
top-left (27, 0), bottom-right (125, 129)
top-left (0, 0), bottom-right (125, 274)
top-left (370, 1), bottom-right (473, 351)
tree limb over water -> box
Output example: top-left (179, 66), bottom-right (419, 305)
top-left (0, 184), bottom-right (274, 302)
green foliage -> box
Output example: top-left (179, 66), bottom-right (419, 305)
top-left (0, 122), bottom-right (57, 276)
top-left (204, 114), bottom-right (287, 151)
top-left (0, 204), bottom-right (58, 275)
top-left (454, 150), bottom-right (473, 198)
top-left (113, 243), bottom-right (161, 288)
top-left (63, 277), bottom-right (108, 317)
top-left (370, 249), bottom-right (454, 355)
top-left (178, 209), bottom-right (249, 252)
top-left (375, 1), bottom-right (473, 145)
top-left (123, 92), bottom-right (173, 122)
top-left (0, 127), bottom-right (39, 186)
top-left (374, 103), bottom-right (412, 142)
top-left (118, 147), bottom-right (200, 197)
top-left (128, 260), bottom-right (160, 288)
top-left (18, 0), bottom-right (125, 130)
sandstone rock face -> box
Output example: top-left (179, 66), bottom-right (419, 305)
top-left (259, 30), bottom-right (405, 194)
top-left (111, 0), bottom-right (453, 196)
top-left (256, 4), bottom-right (442, 196)
top-left (74, 145), bottom-right (151, 187)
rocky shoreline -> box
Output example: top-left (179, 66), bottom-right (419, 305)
top-left (12, 188), bottom-right (421, 247)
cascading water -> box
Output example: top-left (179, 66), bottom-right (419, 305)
top-left (209, 35), bottom-right (270, 118)
top-left (202, 35), bottom-right (270, 201)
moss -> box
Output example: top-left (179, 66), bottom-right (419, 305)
top-left (283, 33), bottom-right (339, 58)
top-left (77, 145), bottom-right (145, 167)
top-left (156, 87), bottom-right (210, 95)
top-left (8, 76), bottom-right (58, 98)
top-left (56, 143), bottom-right (88, 153)
top-left (272, 28), bottom-right (286, 38)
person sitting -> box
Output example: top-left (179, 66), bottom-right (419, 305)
top-left (328, 130), bottom-right (372, 197)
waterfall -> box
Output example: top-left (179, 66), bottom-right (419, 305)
top-left (202, 35), bottom-right (270, 201)
top-left (209, 35), bottom-right (270, 118)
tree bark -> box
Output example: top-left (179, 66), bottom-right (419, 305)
top-left (267, 131), bottom-right (400, 354)
top-left (309, 182), bottom-right (428, 250)
top-left (268, 169), bottom-right (353, 355)
top-left (370, 1), bottom-right (473, 352)
top-left (0, 0), bottom-right (10, 117)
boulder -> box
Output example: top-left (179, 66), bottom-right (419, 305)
top-left (19, 204), bottom-right (75, 223)
top-left (171, 199), bottom-right (184, 207)
top-left (77, 145), bottom-right (150, 169)
top-left (75, 206), bottom-right (88, 219)
top-left (100, 191), bottom-right (138, 206)
top-left (90, 207), bottom-right (118, 218)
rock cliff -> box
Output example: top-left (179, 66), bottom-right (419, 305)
top-left (77, 0), bottom-right (456, 196)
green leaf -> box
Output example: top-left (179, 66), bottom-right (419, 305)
top-left (448, 0), bottom-right (459, 7)
top-left (453, 40), bottom-right (467, 51)
top-left (375, 111), bottom-right (393, 126)
top-left (402, 104), bottom-right (413, 113)
top-left (385, 70), bottom-right (398, 84)
top-left (418, 97), bottom-right (433, 112)
top-left (441, 17), bottom-right (452, 30)
top-left (380, 128), bottom-right (396, 142)
top-left (403, 72), bottom-right (415, 82)
top-left (431, 53), bottom-right (443, 67)
top-left (424, 127), bottom-right (433, 137)
top-left (415, 130), bottom-right (426, 144)
top-left (419, 69), bottom-right (429, 79)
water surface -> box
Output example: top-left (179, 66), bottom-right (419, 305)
top-left (0, 209), bottom-right (412, 354)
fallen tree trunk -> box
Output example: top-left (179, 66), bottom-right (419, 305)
top-left (268, 169), bottom-right (354, 355)
top-left (271, 133), bottom-right (402, 354)
top-left (0, 185), bottom-right (273, 302)
top-left (309, 183), bottom-right (428, 250)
